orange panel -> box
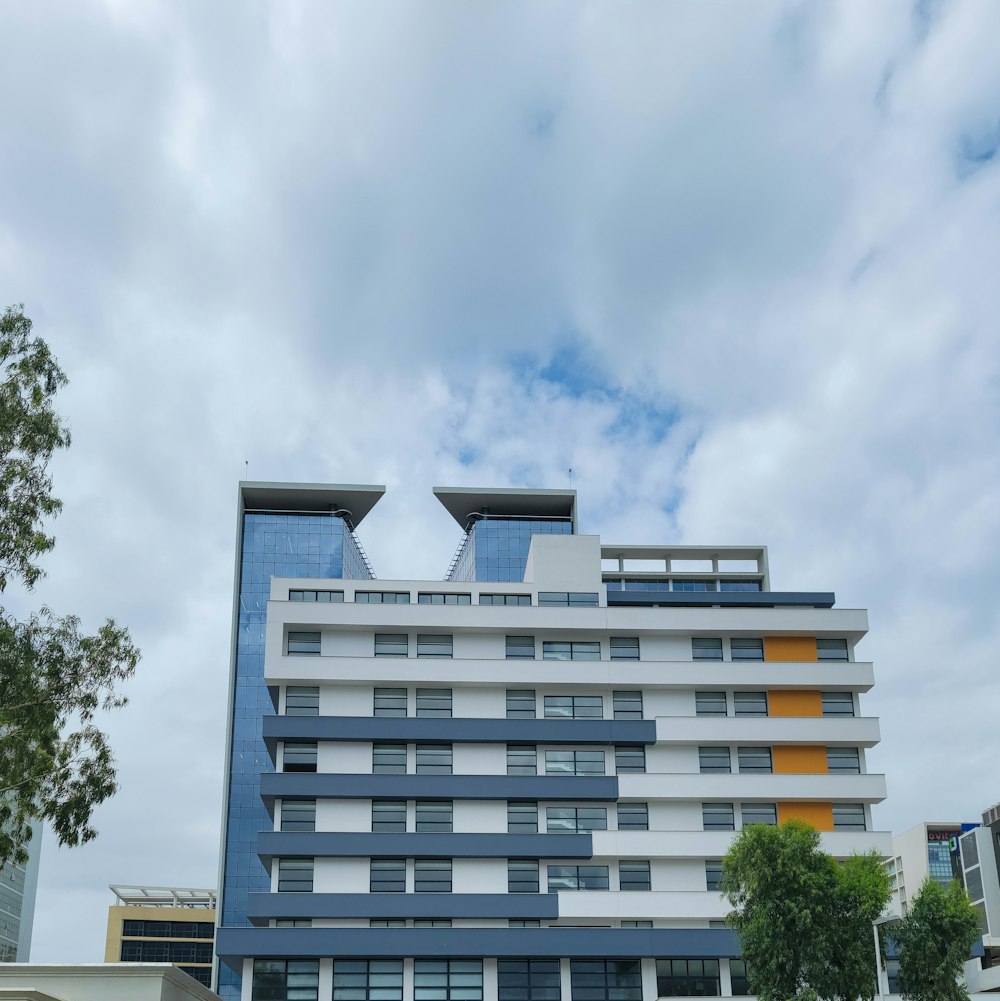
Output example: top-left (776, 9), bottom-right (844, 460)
top-left (768, 690), bottom-right (822, 717)
top-left (773, 745), bottom-right (828, 774)
top-left (764, 636), bottom-right (818, 662)
top-left (778, 802), bottom-right (834, 831)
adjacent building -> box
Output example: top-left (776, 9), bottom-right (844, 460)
top-left (0, 820), bottom-right (42, 962)
top-left (0, 962), bottom-right (220, 1001)
top-left (105, 885), bottom-right (216, 988)
top-left (886, 821), bottom-right (977, 917)
top-left (215, 482), bottom-right (889, 1001)
top-left (959, 804), bottom-right (1000, 993)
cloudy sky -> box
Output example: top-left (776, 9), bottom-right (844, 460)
top-left (2, 0), bottom-right (999, 963)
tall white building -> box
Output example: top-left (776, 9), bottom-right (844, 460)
top-left (0, 820), bottom-right (42, 962)
top-left (215, 483), bottom-right (889, 1001)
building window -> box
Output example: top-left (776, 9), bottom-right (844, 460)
top-left (729, 959), bottom-right (751, 995)
top-left (696, 691), bottom-right (728, 717)
top-left (619, 860), bottom-right (651, 891)
top-left (699, 747), bottom-right (732, 774)
top-left (289, 589), bottom-right (344, 603)
top-left (655, 959), bottom-right (720, 997)
top-left (373, 744), bottom-right (406, 774)
top-left (374, 688), bottom-right (407, 717)
top-left (741, 803), bottom-right (778, 826)
top-left (332, 960), bottom-right (403, 1001)
top-left (702, 803), bottom-right (735, 831)
top-left (415, 744), bottom-right (453, 775)
top-left (252, 960), bottom-right (319, 1001)
top-left (509, 859), bottom-right (540, 893)
top-left (418, 593), bottom-right (471, 605)
top-left (413, 960), bottom-right (483, 1001)
top-left (416, 801), bottom-right (453, 833)
top-left (414, 858), bottom-right (452, 892)
top-left (538, 592), bottom-right (599, 607)
top-left (282, 741), bottom-right (317, 772)
top-left (615, 746), bottom-right (646, 773)
top-left (417, 635), bottom-right (454, 659)
top-left (613, 691), bottom-right (643, 720)
top-left (506, 635), bottom-right (536, 659)
top-left (374, 633), bottom-right (408, 657)
top-left (733, 691), bottom-right (768, 717)
top-left (544, 695), bottom-right (603, 719)
top-left (548, 865), bottom-right (609, 891)
top-left (357, 591), bottom-right (410, 604)
top-left (119, 942), bottom-right (213, 963)
top-left (570, 960), bottom-right (642, 1001)
top-left (507, 690), bottom-right (536, 719)
top-left (617, 802), bottom-right (648, 830)
top-left (497, 959), bottom-right (561, 1001)
top-left (508, 801), bottom-right (539, 834)
top-left (542, 641), bottom-right (601, 661)
top-left (277, 858), bottom-right (313, 892)
top-left (610, 637), bottom-right (640, 661)
top-left (705, 861), bottom-right (723, 891)
top-left (827, 747), bottom-right (861, 774)
top-left (372, 801), bottom-right (407, 833)
top-left (673, 579), bottom-right (717, 592)
top-left (692, 638), bottom-right (723, 661)
top-left (817, 638), bottom-right (849, 661)
top-left (285, 686), bottom-right (319, 716)
top-left (621, 920), bottom-right (653, 928)
top-left (280, 799), bottom-right (316, 832)
top-left (509, 920), bottom-right (542, 927)
top-left (508, 746), bottom-right (537, 775)
top-left (965, 865), bottom-right (985, 901)
top-left (961, 833), bottom-right (980, 868)
top-left (546, 807), bottom-right (607, 833)
top-left (414, 920), bottom-right (453, 928)
top-left (545, 749), bottom-right (605, 776)
top-left (416, 689), bottom-right (452, 717)
top-left (832, 803), bottom-right (867, 831)
top-left (369, 920), bottom-right (405, 928)
top-left (822, 691), bottom-right (855, 717)
top-left (287, 631), bottom-right (321, 656)
top-left (730, 638), bottom-right (764, 661)
top-left (737, 747), bottom-right (772, 773)
top-left (481, 593), bottom-right (531, 606)
top-left (720, 580), bottom-right (762, 592)
top-left (121, 920), bottom-right (214, 938)
top-left (370, 858), bottom-right (406, 893)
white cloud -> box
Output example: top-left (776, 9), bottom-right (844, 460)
top-left (0, 0), bottom-right (997, 962)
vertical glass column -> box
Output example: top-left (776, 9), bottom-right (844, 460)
top-left (448, 517), bottom-right (574, 582)
top-left (218, 511), bottom-right (353, 1001)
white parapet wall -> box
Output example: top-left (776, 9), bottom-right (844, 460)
top-left (0, 964), bottom-right (220, 1001)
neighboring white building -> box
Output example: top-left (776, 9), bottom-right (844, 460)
top-left (215, 483), bottom-right (890, 1001)
top-left (0, 963), bottom-right (220, 1000)
top-left (885, 820), bottom-right (973, 917)
top-left (959, 804), bottom-right (1000, 993)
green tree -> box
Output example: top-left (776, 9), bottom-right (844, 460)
top-left (720, 820), bottom-right (890, 1001)
top-left (0, 304), bottom-right (139, 868)
top-left (893, 878), bottom-right (981, 1001)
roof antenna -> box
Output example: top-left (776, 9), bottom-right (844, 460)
top-left (244, 460), bottom-right (249, 481)
top-left (568, 467), bottom-right (573, 487)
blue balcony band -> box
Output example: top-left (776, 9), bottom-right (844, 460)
top-left (606, 590), bottom-right (835, 608)
top-left (262, 716), bottom-right (656, 760)
top-left (216, 926), bottom-right (742, 970)
top-left (256, 831), bottom-right (593, 863)
top-left (260, 773), bottom-right (619, 804)
top-left (246, 892), bottom-right (560, 925)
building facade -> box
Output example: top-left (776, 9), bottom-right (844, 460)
top-left (0, 820), bottom-right (42, 962)
top-left (105, 885), bottom-right (216, 988)
top-left (885, 821), bottom-right (976, 918)
top-left (959, 804), bottom-right (1000, 993)
top-left (215, 483), bottom-right (889, 1001)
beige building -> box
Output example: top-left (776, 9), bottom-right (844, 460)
top-left (104, 886), bottom-right (215, 990)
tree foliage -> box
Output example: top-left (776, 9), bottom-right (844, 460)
top-left (894, 878), bottom-right (982, 1001)
top-left (0, 304), bottom-right (139, 867)
top-left (720, 819), bottom-right (891, 1001)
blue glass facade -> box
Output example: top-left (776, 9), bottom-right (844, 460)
top-left (218, 510), bottom-right (373, 1000)
top-left (447, 518), bottom-right (573, 582)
